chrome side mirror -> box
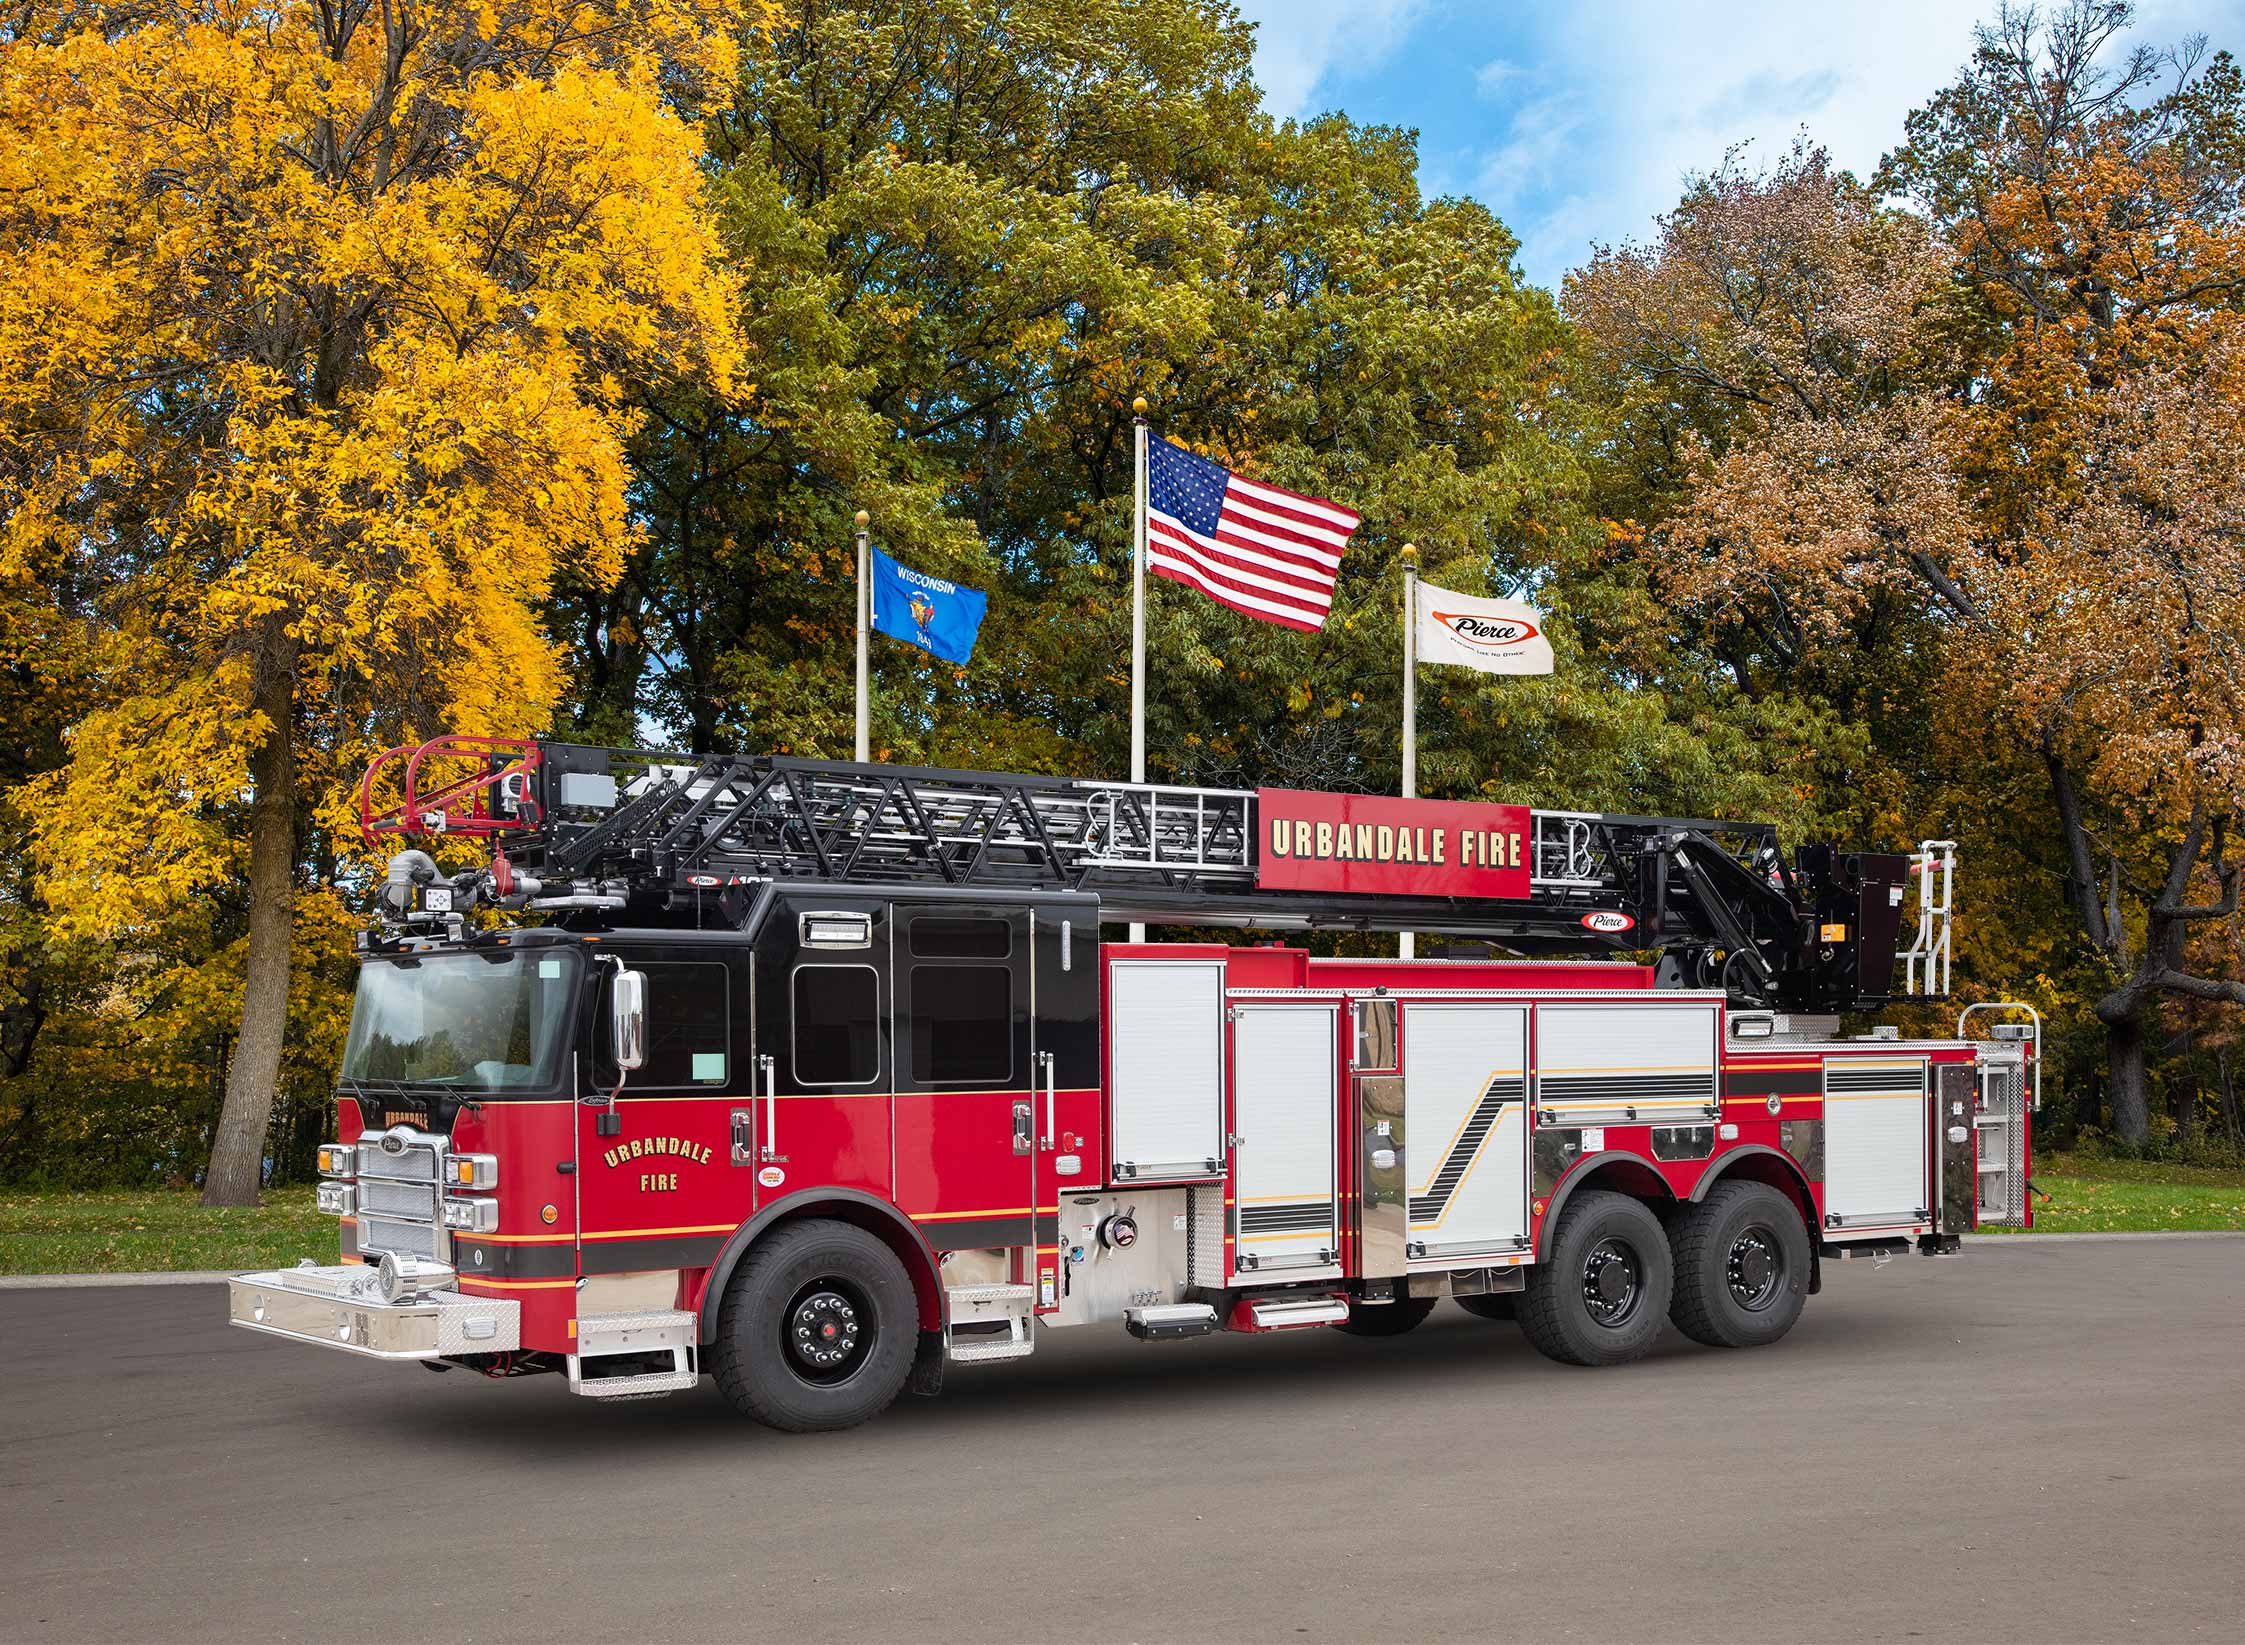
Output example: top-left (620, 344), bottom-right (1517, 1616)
top-left (611, 968), bottom-right (648, 1072)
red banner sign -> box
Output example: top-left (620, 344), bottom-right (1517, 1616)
top-left (1254, 788), bottom-right (1532, 900)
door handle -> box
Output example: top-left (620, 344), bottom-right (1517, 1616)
top-left (1038, 1051), bottom-right (1056, 1150)
top-left (1012, 1100), bottom-right (1034, 1156)
top-left (758, 1054), bottom-right (787, 1162)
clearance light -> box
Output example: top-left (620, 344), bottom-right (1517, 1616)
top-left (441, 1197), bottom-right (500, 1234)
top-left (315, 1182), bottom-right (356, 1217)
top-left (449, 1153), bottom-right (498, 1189)
top-left (317, 1144), bottom-right (357, 1177)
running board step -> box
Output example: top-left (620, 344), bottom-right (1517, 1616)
top-left (569, 1365), bottom-right (701, 1400)
top-left (1232, 1295), bottom-right (1351, 1332)
top-left (567, 1308), bottom-right (697, 1399)
top-left (945, 1282), bottom-right (1035, 1364)
top-left (1125, 1302), bottom-right (1218, 1341)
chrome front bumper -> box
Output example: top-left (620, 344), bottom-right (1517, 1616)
top-left (228, 1263), bottom-right (520, 1361)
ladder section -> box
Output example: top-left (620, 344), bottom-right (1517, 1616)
top-left (540, 755), bottom-right (1261, 895)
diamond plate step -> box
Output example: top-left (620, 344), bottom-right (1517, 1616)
top-left (945, 1281), bottom-right (1034, 1364)
top-left (571, 1366), bottom-right (701, 1399)
top-left (945, 1335), bottom-right (1037, 1363)
top-left (577, 1308), bottom-right (694, 1356)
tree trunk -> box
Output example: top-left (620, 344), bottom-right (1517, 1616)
top-left (2104, 1008), bottom-right (2151, 1147)
top-left (2220, 1050), bottom-right (2241, 1151)
top-left (201, 628), bottom-right (299, 1207)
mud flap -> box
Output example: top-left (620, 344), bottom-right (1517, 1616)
top-left (908, 1327), bottom-right (946, 1397)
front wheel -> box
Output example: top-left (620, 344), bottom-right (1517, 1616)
top-left (1333, 1294), bottom-right (1438, 1337)
top-left (713, 1218), bottom-right (917, 1432)
top-left (1667, 1181), bottom-right (1811, 1349)
top-left (1518, 1190), bottom-right (1673, 1367)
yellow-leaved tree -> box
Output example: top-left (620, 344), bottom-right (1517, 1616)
top-left (0, 1), bottom-right (742, 1202)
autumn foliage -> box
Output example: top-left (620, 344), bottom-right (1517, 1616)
top-left (1, 0), bottom-right (2242, 1188)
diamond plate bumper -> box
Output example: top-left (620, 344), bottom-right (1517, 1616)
top-left (228, 1264), bottom-right (520, 1360)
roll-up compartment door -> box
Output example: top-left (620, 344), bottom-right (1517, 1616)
top-left (1108, 960), bottom-right (1225, 1181)
top-left (1403, 1004), bottom-right (1528, 1260)
top-left (1230, 1003), bottom-right (1339, 1275)
top-left (1535, 1003), bottom-right (1719, 1125)
top-left (1823, 1057), bottom-right (1929, 1232)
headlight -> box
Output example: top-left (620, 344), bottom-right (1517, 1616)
top-left (317, 1143), bottom-right (357, 1177)
top-left (448, 1153), bottom-right (498, 1189)
top-left (442, 1196), bottom-right (499, 1234)
top-left (316, 1182), bottom-right (356, 1216)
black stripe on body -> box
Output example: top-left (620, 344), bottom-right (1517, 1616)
top-left (1409, 1079), bottom-right (1523, 1223)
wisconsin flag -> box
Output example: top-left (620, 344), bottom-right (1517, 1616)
top-left (870, 546), bottom-right (987, 666)
top-left (1414, 580), bottom-right (1554, 675)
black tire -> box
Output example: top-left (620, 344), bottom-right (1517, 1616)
top-left (1518, 1189), bottom-right (1673, 1367)
top-left (1332, 1294), bottom-right (1438, 1336)
top-left (1667, 1181), bottom-right (1812, 1349)
top-left (713, 1218), bottom-right (918, 1432)
top-left (1454, 1292), bottom-right (1516, 1322)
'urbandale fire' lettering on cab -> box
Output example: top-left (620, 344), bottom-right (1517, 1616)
top-left (601, 1135), bottom-right (713, 1171)
top-left (1254, 788), bottom-right (1532, 899)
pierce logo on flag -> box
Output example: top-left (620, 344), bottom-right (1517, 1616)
top-left (1413, 580), bottom-right (1553, 675)
top-left (1146, 435), bottom-right (1358, 632)
top-left (1431, 610), bottom-right (1542, 651)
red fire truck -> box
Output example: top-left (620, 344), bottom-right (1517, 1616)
top-left (228, 738), bottom-right (2037, 1430)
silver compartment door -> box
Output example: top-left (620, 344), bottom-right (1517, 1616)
top-left (1108, 959), bottom-right (1226, 1181)
top-left (1230, 1003), bottom-right (1339, 1273)
top-left (1823, 1057), bottom-right (1930, 1230)
top-left (1536, 1002), bottom-right (1720, 1126)
top-left (1403, 1004), bottom-right (1529, 1259)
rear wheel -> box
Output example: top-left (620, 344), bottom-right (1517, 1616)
top-left (1454, 1292), bottom-right (1516, 1322)
top-left (1518, 1189), bottom-right (1673, 1367)
top-left (1667, 1181), bottom-right (1811, 1349)
top-left (1333, 1294), bottom-right (1438, 1336)
top-left (714, 1218), bottom-right (917, 1432)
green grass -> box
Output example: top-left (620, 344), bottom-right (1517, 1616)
top-left (0, 1187), bottom-right (336, 1275)
top-left (1991, 1151), bottom-right (2245, 1234)
top-left (0, 1152), bottom-right (2238, 1274)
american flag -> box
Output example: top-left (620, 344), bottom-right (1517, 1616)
top-left (1145, 435), bottom-right (1359, 632)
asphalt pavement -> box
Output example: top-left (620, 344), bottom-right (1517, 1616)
top-left (3, 1237), bottom-right (2241, 1643)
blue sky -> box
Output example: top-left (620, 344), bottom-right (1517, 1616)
top-left (1233, 0), bottom-right (2245, 292)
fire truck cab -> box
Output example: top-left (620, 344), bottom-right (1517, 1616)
top-left (229, 740), bottom-right (2036, 1430)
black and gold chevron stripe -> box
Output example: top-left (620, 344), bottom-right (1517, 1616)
top-left (1408, 1075), bottom-right (1525, 1224)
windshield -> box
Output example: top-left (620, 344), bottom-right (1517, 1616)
top-left (341, 950), bottom-right (579, 1092)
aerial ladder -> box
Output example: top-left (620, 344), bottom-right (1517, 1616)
top-left (358, 736), bottom-right (1955, 1015)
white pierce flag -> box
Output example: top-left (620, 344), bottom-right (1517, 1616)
top-left (1413, 579), bottom-right (1554, 675)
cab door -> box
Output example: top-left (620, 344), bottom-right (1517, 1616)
top-left (892, 905), bottom-right (1041, 1270)
top-left (574, 948), bottom-right (746, 1283)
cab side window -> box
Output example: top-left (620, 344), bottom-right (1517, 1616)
top-left (794, 964), bottom-right (880, 1086)
top-left (906, 916), bottom-right (1012, 1085)
top-left (599, 960), bottom-right (729, 1087)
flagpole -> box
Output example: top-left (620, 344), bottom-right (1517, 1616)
top-left (854, 509), bottom-right (871, 764)
top-left (1130, 397), bottom-right (1149, 945)
top-left (1400, 543), bottom-right (1417, 961)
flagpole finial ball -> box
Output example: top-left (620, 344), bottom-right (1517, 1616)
top-left (1133, 396), bottom-right (1148, 416)
top-left (1401, 542), bottom-right (1417, 561)
top-left (854, 510), bottom-right (869, 529)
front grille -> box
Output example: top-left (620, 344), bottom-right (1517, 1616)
top-left (357, 1217), bottom-right (440, 1260)
top-left (352, 1127), bottom-right (449, 1263)
top-left (359, 1178), bottom-right (439, 1220)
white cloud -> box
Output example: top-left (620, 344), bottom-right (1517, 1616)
top-left (1232, 0), bottom-right (1428, 120)
top-left (1473, 57), bottom-right (1524, 98)
top-left (1465, 0), bottom-right (1992, 286)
